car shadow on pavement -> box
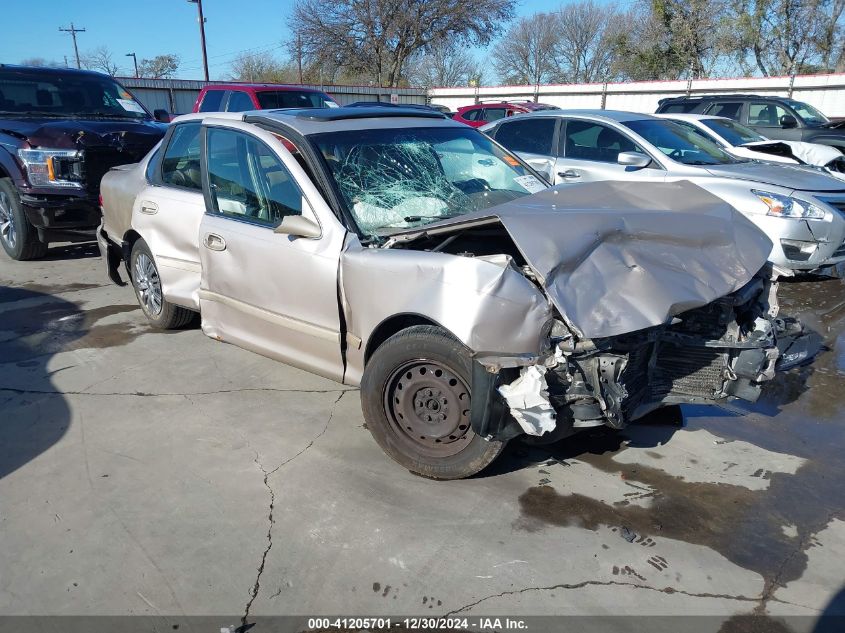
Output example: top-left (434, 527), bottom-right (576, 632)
top-left (0, 287), bottom-right (84, 480)
top-left (40, 242), bottom-right (100, 261)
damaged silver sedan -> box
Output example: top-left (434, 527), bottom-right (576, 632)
top-left (98, 107), bottom-right (816, 479)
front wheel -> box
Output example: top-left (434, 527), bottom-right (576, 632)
top-left (361, 325), bottom-right (506, 480)
top-left (0, 178), bottom-right (48, 261)
top-left (129, 239), bottom-right (195, 329)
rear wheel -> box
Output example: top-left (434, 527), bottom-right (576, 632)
top-left (0, 178), bottom-right (48, 261)
top-left (129, 239), bottom-right (194, 329)
top-left (361, 325), bottom-right (505, 480)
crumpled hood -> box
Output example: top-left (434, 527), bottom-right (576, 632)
top-left (742, 140), bottom-right (844, 167)
top-left (390, 181), bottom-right (773, 339)
top-left (0, 117), bottom-right (166, 150)
top-left (704, 161), bottom-right (845, 192)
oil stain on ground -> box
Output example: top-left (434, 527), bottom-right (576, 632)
top-left (515, 272), bottom-right (845, 601)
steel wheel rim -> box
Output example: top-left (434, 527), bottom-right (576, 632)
top-left (384, 359), bottom-right (473, 458)
top-left (133, 252), bottom-right (163, 316)
top-left (0, 191), bottom-right (17, 250)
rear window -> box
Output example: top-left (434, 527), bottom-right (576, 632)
top-left (705, 102), bottom-right (743, 120)
top-left (659, 102), bottom-right (700, 113)
top-left (198, 89), bottom-right (225, 112)
top-left (0, 69), bottom-right (150, 119)
top-left (255, 90), bottom-right (336, 109)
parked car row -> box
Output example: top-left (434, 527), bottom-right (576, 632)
top-left (0, 66), bottom-right (829, 479)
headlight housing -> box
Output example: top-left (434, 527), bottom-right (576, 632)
top-left (752, 190), bottom-right (828, 220)
top-left (17, 148), bottom-right (84, 188)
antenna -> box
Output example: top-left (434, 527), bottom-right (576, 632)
top-left (59, 22), bottom-right (86, 69)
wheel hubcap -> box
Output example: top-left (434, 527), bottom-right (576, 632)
top-left (0, 191), bottom-right (17, 249)
top-left (133, 252), bottom-right (163, 316)
top-left (384, 360), bottom-right (472, 457)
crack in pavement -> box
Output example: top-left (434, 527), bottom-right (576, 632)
top-left (0, 386), bottom-right (357, 397)
top-left (241, 390), bottom-right (346, 626)
top-left (443, 579), bottom-right (768, 617)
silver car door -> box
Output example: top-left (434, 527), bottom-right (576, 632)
top-left (132, 121), bottom-right (205, 310)
top-left (553, 119), bottom-right (663, 185)
top-left (197, 121), bottom-right (346, 382)
top-left (492, 116), bottom-right (558, 182)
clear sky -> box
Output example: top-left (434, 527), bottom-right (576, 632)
top-left (0, 0), bottom-right (626, 80)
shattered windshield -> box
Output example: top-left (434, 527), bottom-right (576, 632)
top-left (309, 126), bottom-right (546, 236)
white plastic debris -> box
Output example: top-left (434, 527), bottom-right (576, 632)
top-left (497, 365), bottom-right (557, 436)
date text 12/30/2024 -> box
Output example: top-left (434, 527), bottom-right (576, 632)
top-left (307, 618), bottom-right (529, 630)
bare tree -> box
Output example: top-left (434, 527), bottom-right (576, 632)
top-left (406, 39), bottom-right (483, 87)
top-left (80, 46), bottom-right (120, 76)
top-left (731, 0), bottom-right (845, 75)
top-left (555, 1), bottom-right (624, 83)
top-left (20, 57), bottom-right (63, 68)
top-left (493, 13), bottom-right (562, 85)
top-left (138, 54), bottom-right (180, 79)
top-left (289, 0), bottom-right (515, 87)
top-left (230, 52), bottom-right (297, 82)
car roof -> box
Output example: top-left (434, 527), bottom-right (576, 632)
top-left (497, 109), bottom-right (660, 124)
top-left (176, 107), bottom-right (460, 135)
top-left (0, 64), bottom-right (113, 79)
top-left (655, 113), bottom-right (723, 122)
top-left (201, 83), bottom-right (326, 92)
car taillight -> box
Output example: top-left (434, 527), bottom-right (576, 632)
top-left (98, 194), bottom-right (103, 208)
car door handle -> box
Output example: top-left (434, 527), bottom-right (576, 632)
top-left (203, 233), bottom-right (226, 251)
top-left (139, 201), bottom-right (158, 215)
top-left (558, 170), bottom-right (581, 179)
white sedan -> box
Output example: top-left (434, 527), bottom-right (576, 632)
top-left (657, 113), bottom-right (845, 181)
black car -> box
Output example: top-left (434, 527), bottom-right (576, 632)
top-left (655, 94), bottom-right (845, 151)
top-left (0, 65), bottom-right (167, 260)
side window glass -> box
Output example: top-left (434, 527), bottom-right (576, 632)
top-left (748, 103), bottom-right (789, 127)
top-left (462, 108), bottom-right (480, 121)
top-left (495, 118), bottom-right (555, 155)
top-left (484, 108), bottom-right (506, 122)
top-left (160, 123), bottom-right (202, 190)
top-left (564, 120), bottom-right (643, 163)
top-left (198, 90), bottom-right (225, 112)
top-left (226, 90), bottom-right (256, 112)
top-left (706, 102), bottom-right (742, 119)
top-left (206, 128), bottom-right (303, 227)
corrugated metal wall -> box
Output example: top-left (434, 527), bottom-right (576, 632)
top-left (428, 73), bottom-right (845, 117)
top-left (117, 77), bottom-right (428, 114)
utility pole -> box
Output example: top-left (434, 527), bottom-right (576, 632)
top-left (187, 0), bottom-right (209, 81)
top-left (59, 23), bottom-right (86, 69)
top-left (126, 52), bottom-right (139, 78)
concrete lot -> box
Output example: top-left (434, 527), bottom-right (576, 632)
top-left (1, 244), bottom-right (843, 632)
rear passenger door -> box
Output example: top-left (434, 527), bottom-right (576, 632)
top-left (492, 117), bottom-right (558, 181)
top-left (225, 90), bottom-right (257, 112)
top-left (554, 119), bottom-right (662, 185)
top-left (133, 121), bottom-right (206, 309)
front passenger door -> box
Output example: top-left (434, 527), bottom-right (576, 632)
top-left (198, 124), bottom-right (345, 381)
top-left (554, 119), bottom-right (662, 185)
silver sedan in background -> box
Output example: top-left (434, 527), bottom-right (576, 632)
top-left (482, 110), bottom-right (845, 273)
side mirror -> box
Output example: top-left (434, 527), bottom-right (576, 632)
top-left (274, 215), bottom-right (321, 239)
top-left (153, 109), bottom-right (171, 123)
top-left (617, 151), bottom-right (652, 169)
top-left (780, 114), bottom-right (798, 129)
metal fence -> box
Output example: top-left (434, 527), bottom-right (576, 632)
top-left (428, 73), bottom-right (845, 117)
top-left (118, 77), bottom-right (428, 114)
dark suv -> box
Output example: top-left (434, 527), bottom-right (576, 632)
top-left (655, 94), bottom-right (845, 150)
top-left (0, 65), bottom-right (167, 260)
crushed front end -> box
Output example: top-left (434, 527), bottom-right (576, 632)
top-left (481, 267), bottom-right (820, 440)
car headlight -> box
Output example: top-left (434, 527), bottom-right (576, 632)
top-left (752, 190), bottom-right (828, 220)
top-left (17, 148), bottom-right (84, 188)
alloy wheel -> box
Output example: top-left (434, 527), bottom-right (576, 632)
top-left (133, 252), bottom-right (163, 316)
top-left (0, 191), bottom-right (17, 250)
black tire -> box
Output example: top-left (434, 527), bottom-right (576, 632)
top-left (0, 178), bottom-right (48, 261)
top-left (129, 239), bottom-right (195, 329)
top-left (361, 325), bottom-right (506, 480)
